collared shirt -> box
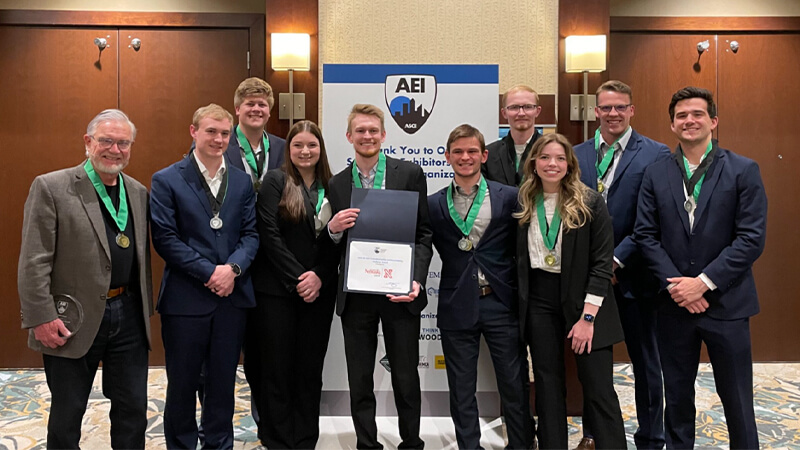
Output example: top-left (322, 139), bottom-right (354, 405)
top-left (596, 126), bottom-right (633, 201)
top-left (238, 133), bottom-right (267, 183)
top-left (451, 178), bottom-right (491, 286)
top-left (194, 152), bottom-right (227, 197)
top-left (514, 134), bottom-right (535, 167)
top-left (302, 179), bottom-right (333, 235)
top-left (682, 159), bottom-right (718, 292)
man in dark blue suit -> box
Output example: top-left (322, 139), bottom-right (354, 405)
top-left (574, 80), bottom-right (670, 450)
top-left (634, 87), bottom-right (767, 449)
top-left (151, 104), bottom-right (259, 449)
top-left (429, 125), bottom-right (532, 450)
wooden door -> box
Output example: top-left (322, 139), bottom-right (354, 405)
top-left (119, 28), bottom-right (250, 365)
top-left (609, 33), bottom-right (718, 147)
top-left (717, 34), bottom-right (800, 360)
top-left (0, 26), bottom-right (119, 368)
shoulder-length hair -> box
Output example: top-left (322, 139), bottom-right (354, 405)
top-left (279, 120), bottom-right (333, 222)
top-left (514, 133), bottom-right (592, 230)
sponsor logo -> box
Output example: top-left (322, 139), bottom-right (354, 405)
top-left (385, 75), bottom-right (437, 135)
top-left (379, 355), bottom-right (391, 373)
top-left (420, 311), bottom-right (437, 319)
top-left (418, 355), bottom-right (430, 369)
top-left (426, 286), bottom-right (438, 297)
top-left (419, 327), bottom-right (441, 341)
top-left (435, 355), bottom-right (446, 370)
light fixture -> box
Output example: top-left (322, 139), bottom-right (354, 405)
top-left (271, 33), bottom-right (311, 127)
top-left (565, 35), bottom-right (607, 141)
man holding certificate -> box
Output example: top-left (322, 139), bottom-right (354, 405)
top-left (428, 125), bottom-right (533, 449)
top-left (323, 104), bottom-right (433, 449)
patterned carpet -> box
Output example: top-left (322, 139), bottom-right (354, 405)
top-left (1, 363), bottom-right (798, 449)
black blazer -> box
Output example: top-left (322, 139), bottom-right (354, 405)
top-left (428, 181), bottom-right (518, 330)
top-left (253, 169), bottom-right (333, 298)
top-left (517, 189), bottom-right (623, 350)
top-left (322, 155), bottom-right (434, 316)
top-left (482, 130), bottom-right (541, 186)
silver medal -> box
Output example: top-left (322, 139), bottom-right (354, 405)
top-left (458, 237), bottom-right (473, 251)
top-left (684, 198), bottom-right (695, 213)
top-left (210, 215), bottom-right (223, 230)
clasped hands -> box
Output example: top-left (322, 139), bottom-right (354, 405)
top-left (667, 276), bottom-right (710, 313)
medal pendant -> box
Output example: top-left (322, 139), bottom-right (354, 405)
top-left (684, 198), bottom-right (695, 213)
top-left (115, 232), bottom-right (130, 249)
top-left (458, 237), bottom-right (473, 252)
top-left (597, 180), bottom-right (605, 193)
top-left (544, 253), bottom-right (557, 266)
top-left (210, 215), bottom-right (223, 230)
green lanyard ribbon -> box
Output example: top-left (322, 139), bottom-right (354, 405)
top-left (352, 152), bottom-right (386, 189)
top-left (83, 159), bottom-right (128, 232)
top-left (594, 127), bottom-right (629, 180)
top-left (446, 177), bottom-right (487, 236)
top-left (535, 194), bottom-right (561, 251)
top-left (235, 125), bottom-right (269, 178)
top-left (680, 141), bottom-right (714, 203)
top-left (315, 185), bottom-right (325, 215)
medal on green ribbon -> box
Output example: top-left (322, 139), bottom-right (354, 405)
top-left (352, 152), bottom-right (386, 189)
top-left (447, 177), bottom-right (487, 252)
top-left (679, 140), bottom-right (714, 213)
top-left (83, 159), bottom-right (130, 248)
top-left (536, 194), bottom-right (561, 266)
top-left (235, 125), bottom-right (269, 180)
top-left (594, 127), bottom-right (629, 193)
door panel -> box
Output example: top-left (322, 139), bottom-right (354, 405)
top-left (119, 28), bottom-right (250, 365)
top-left (609, 33), bottom-right (718, 147)
top-left (718, 34), bottom-right (800, 360)
top-left (0, 26), bottom-right (119, 368)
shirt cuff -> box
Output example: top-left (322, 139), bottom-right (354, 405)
top-left (328, 226), bottom-right (343, 244)
top-left (613, 256), bottom-right (624, 269)
top-left (698, 273), bottom-right (717, 291)
top-left (584, 293), bottom-right (604, 307)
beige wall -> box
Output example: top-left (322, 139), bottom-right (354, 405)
top-left (0, 0), bottom-right (264, 13)
top-left (611, 0), bottom-right (800, 17)
top-left (319, 0), bottom-right (558, 95)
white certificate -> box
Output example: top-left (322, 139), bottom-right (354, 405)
top-left (345, 240), bottom-right (414, 295)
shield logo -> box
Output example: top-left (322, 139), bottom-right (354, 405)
top-left (385, 75), bottom-right (437, 135)
top-left (57, 301), bottom-right (68, 314)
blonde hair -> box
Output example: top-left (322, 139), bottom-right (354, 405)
top-left (192, 104), bottom-right (233, 128)
top-left (515, 133), bottom-right (592, 230)
top-left (347, 104), bottom-right (385, 133)
top-left (234, 77), bottom-right (275, 109)
top-left (502, 85), bottom-right (540, 107)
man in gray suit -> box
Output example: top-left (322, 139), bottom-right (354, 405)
top-left (18, 109), bottom-right (153, 449)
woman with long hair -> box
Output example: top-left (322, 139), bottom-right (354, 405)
top-left (252, 120), bottom-right (335, 449)
top-left (515, 133), bottom-right (626, 449)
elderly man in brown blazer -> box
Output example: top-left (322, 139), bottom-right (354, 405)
top-left (17, 109), bottom-right (153, 450)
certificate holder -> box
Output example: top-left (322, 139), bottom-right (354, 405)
top-left (344, 188), bottom-right (419, 295)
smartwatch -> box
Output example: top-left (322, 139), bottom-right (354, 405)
top-left (583, 313), bottom-right (596, 324)
top-left (228, 263), bottom-right (242, 277)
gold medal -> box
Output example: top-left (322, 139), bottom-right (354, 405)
top-left (458, 237), bottom-right (473, 252)
top-left (597, 180), bottom-right (605, 193)
top-left (544, 253), bottom-right (557, 266)
top-left (115, 232), bottom-right (130, 249)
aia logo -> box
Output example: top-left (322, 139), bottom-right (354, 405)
top-left (385, 74), bottom-right (437, 135)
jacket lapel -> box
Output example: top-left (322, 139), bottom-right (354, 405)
top-left (178, 156), bottom-right (214, 218)
top-left (559, 225), bottom-right (576, 303)
top-left (692, 146), bottom-right (726, 227)
top-left (668, 152), bottom-right (692, 236)
top-left (608, 132), bottom-right (640, 196)
top-left (477, 182), bottom-right (501, 247)
top-left (74, 165), bottom-right (111, 260)
top-left (123, 173), bottom-right (147, 268)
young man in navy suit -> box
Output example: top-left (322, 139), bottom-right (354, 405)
top-left (151, 104), bottom-right (259, 449)
top-left (429, 124), bottom-right (533, 450)
top-left (634, 87), bottom-right (767, 449)
top-left (574, 80), bottom-right (671, 450)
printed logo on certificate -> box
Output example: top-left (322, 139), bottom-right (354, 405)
top-left (345, 240), bottom-right (414, 295)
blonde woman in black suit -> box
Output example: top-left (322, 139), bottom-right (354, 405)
top-left (516, 133), bottom-right (626, 449)
top-left (251, 120), bottom-right (335, 449)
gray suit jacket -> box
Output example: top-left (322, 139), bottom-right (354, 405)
top-left (18, 163), bottom-right (153, 359)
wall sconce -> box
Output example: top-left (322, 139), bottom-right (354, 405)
top-left (565, 35), bottom-right (607, 141)
top-left (271, 33), bottom-right (311, 127)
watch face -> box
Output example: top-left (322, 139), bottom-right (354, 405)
top-left (583, 313), bottom-right (595, 323)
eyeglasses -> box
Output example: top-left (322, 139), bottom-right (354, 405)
top-left (505, 104), bottom-right (539, 113)
top-left (90, 135), bottom-right (133, 150)
top-left (597, 104), bottom-right (631, 114)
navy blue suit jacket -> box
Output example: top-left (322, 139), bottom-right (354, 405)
top-left (225, 130), bottom-right (286, 174)
top-left (428, 180), bottom-right (518, 330)
top-left (634, 142), bottom-right (767, 320)
top-left (150, 156), bottom-right (259, 315)
top-left (575, 129), bottom-right (671, 300)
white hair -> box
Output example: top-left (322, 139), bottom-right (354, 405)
top-left (86, 109), bottom-right (137, 140)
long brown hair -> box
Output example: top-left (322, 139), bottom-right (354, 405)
top-left (279, 120), bottom-right (333, 222)
top-left (515, 133), bottom-right (592, 230)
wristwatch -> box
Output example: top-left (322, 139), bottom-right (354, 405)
top-left (228, 263), bottom-right (242, 277)
top-left (583, 313), bottom-right (596, 324)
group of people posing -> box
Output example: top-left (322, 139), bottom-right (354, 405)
top-left (18, 77), bottom-right (766, 450)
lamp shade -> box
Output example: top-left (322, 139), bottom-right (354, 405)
top-left (565, 35), bottom-right (607, 73)
top-left (271, 33), bottom-right (311, 71)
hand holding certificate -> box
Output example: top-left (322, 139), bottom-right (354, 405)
top-left (344, 188), bottom-right (419, 295)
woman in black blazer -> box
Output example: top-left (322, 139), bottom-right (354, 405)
top-left (252, 120), bottom-right (335, 449)
top-left (516, 133), bottom-right (626, 449)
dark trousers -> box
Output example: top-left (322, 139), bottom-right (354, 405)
top-left (657, 311), bottom-right (758, 450)
top-left (341, 293), bottom-right (423, 450)
top-left (253, 291), bottom-right (335, 449)
top-left (585, 286), bottom-right (665, 449)
top-left (43, 292), bottom-right (148, 450)
top-left (441, 292), bottom-right (533, 450)
top-left (161, 301), bottom-right (247, 450)
top-left (525, 269), bottom-right (626, 450)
